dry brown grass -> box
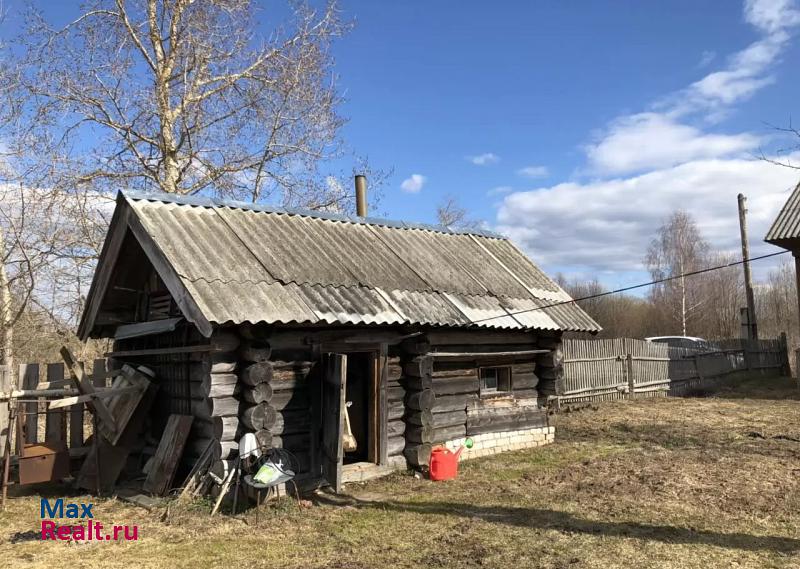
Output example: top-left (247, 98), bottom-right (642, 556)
top-left (2, 374), bottom-right (800, 568)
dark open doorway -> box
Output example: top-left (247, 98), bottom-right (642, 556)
top-left (320, 348), bottom-right (383, 491)
top-left (343, 352), bottom-right (374, 465)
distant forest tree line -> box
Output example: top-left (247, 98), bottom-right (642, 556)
top-left (556, 210), bottom-right (798, 346)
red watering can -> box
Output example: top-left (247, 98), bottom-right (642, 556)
top-left (429, 438), bottom-right (473, 481)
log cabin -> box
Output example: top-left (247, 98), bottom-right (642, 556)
top-left (78, 190), bottom-right (600, 492)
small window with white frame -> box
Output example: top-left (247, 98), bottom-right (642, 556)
top-left (479, 366), bottom-right (512, 396)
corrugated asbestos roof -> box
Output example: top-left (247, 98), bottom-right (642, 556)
top-left (89, 191), bottom-right (600, 335)
top-left (765, 181), bottom-right (800, 244)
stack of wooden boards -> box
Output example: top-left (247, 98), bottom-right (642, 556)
top-left (58, 347), bottom-right (160, 492)
top-left (52, 347), bottom-right (196, 496)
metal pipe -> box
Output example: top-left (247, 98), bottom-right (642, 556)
top-left (355, 175), bottom-right (367, 217)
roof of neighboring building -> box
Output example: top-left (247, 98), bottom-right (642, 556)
top-left (78, 191), bottom-right (601, 338)
top-left (765, 181), bottom-right (800, 246)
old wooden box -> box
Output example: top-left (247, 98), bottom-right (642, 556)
top-left (19, 442), bottom-right (70, 484)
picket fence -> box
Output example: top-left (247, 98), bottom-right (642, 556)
top-left (560, 337), bottom-right (789, 404)
top-left (0, 359), bottom-right (108, 456)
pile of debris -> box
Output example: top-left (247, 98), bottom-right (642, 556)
top-left (1, 346), bottom-right (289, 515)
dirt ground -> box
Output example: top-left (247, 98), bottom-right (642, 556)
top-left (2, 374), bottom-right (800, 569)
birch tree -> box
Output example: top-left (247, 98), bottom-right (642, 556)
top-left (11, 0), bottom-right (351, 203)
top-left (0, 0), bottom-right (373, 361)
top-left (645, 210), bottom-right (709, 336)
top-left (756, 262), bottom-right (799, 349)
top-left (436, 195), bottom-right (480, 229)
top-left (698, 252), bottom-right (742, 339)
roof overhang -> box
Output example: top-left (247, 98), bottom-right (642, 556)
top-left (78, 192), bottom-right (213, 340)
top-left (79, 191), bottom-right (601, 339)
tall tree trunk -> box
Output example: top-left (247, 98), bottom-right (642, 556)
top-left (149, 0), bottom-right (180, 194)
top-left (0, 229), bottom-right (14, 370)
top-left (680, 256), bottom-right (687, 336)
top-left (681, 274), bottom-right (687, 336)
top-left (156, 78), bottom-right (179, 193)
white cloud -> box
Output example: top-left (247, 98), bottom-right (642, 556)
top-left (400, 174), bottom-right (426, 193)
top-left (678, 0), bottom-right (800, 111)
top-left (494, 1), bottom-right (800, 286)
top-left (698, 50), bottom-right (717, 68)
top-left (582, 0), bottom-right (800, 177)
top-left (585, 113), bottom-right (760, 175)
top-left (468, 153), bottom-right (500, 166)
top-left (744, 0), bottom-right (800, 33)
top-left (496, 154), bottom-right (800, 275)
top-left (517, 165), bottom-right (549, 179)
top-left (685, 36), bottom-right (782, 107)
top-left (487, 185), bottom-right (513, 196)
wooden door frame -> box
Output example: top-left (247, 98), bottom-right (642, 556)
top-left (367, 345), bottom-right (389, 465)
top-left (321, 354), bottom-right (346, 492)
top-left (320, 342), bottom-right (388, 467)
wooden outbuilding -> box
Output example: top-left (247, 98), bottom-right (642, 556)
top-left (765, 180), bottom-right (800, 336)
top-left (78, 191), bottom-right (600, 491)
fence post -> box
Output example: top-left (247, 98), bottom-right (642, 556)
top-left (780, 332), bottom-right (791, 377)
top-left (0, 367), bottom-right (8, 455)
top-left (694, 354), bottom-right (704, 388)
top-left (69, 362), bottom-right (85, 449)
top-left (626, 353), bottom-right (635, 399)
top-left (19, 364), bottom-right (39, 445)
top-left (743, 339), bottom-right (753, 374)
top-left (45, 363), bottom-right (66, 443)
top-left (796, 348), bottom-right (800, 390)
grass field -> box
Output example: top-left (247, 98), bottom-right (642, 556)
top-left (2, 374), bottom-right (800, 568)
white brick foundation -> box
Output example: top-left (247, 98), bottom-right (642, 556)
top-left (442, 425), bottom-right (555, 459)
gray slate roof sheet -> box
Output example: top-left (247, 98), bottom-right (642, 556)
top-left (115, 191), bottom-right (600, 333)
top-left (765, 181), bottom-right (800, 245)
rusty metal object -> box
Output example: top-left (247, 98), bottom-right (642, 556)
top-left (18, 442), bottom-right (69, 485)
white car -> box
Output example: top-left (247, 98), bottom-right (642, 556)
top-left (645, 335), bottom-right (745, 367)
top-left (644, 336), bottom-right (712, 351)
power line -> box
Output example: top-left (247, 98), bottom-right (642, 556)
top-left (471, 249), bottom-right (791, 325)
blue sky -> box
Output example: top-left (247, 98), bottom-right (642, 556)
top-left (12, 0), bottom-right (800, 289)
top-left (327, 0), bottom-right (800, 287)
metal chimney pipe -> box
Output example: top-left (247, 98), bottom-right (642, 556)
top-left (355, 174), bottom-right (367, 217)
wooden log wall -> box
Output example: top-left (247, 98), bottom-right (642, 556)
top-left (395, 330), bottom-right (550, 468)
top-left (534, 332), bottom-right (564, 402)
top-left (426, 356), bottom-right (546, 440)
top-left (234, 338), bottom-right (276, 460)
top-left (196, 332), bottom-right (324, 480)
top-left (187, 331), bottom-right (244, 470)
top-left (428, 360), bottom-right (474, 447)
top-left (386, 355), bottom-right (406, 462)
top-left (398, 337), bottom-right (434, 468)
top-left (264, 346), bottom-right (317, 477)
top-left (465, 398), bottom-right (547, 435)
top-left (183, 327), bottom-right (555, 478)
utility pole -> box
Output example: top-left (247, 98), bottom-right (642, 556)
top-left (738, 193), bottom-right (758, 340)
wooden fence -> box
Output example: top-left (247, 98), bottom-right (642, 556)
top-left (561, 337), bottom-right (789, 404)
top-left (0, 359), bottom-right (108, 456)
